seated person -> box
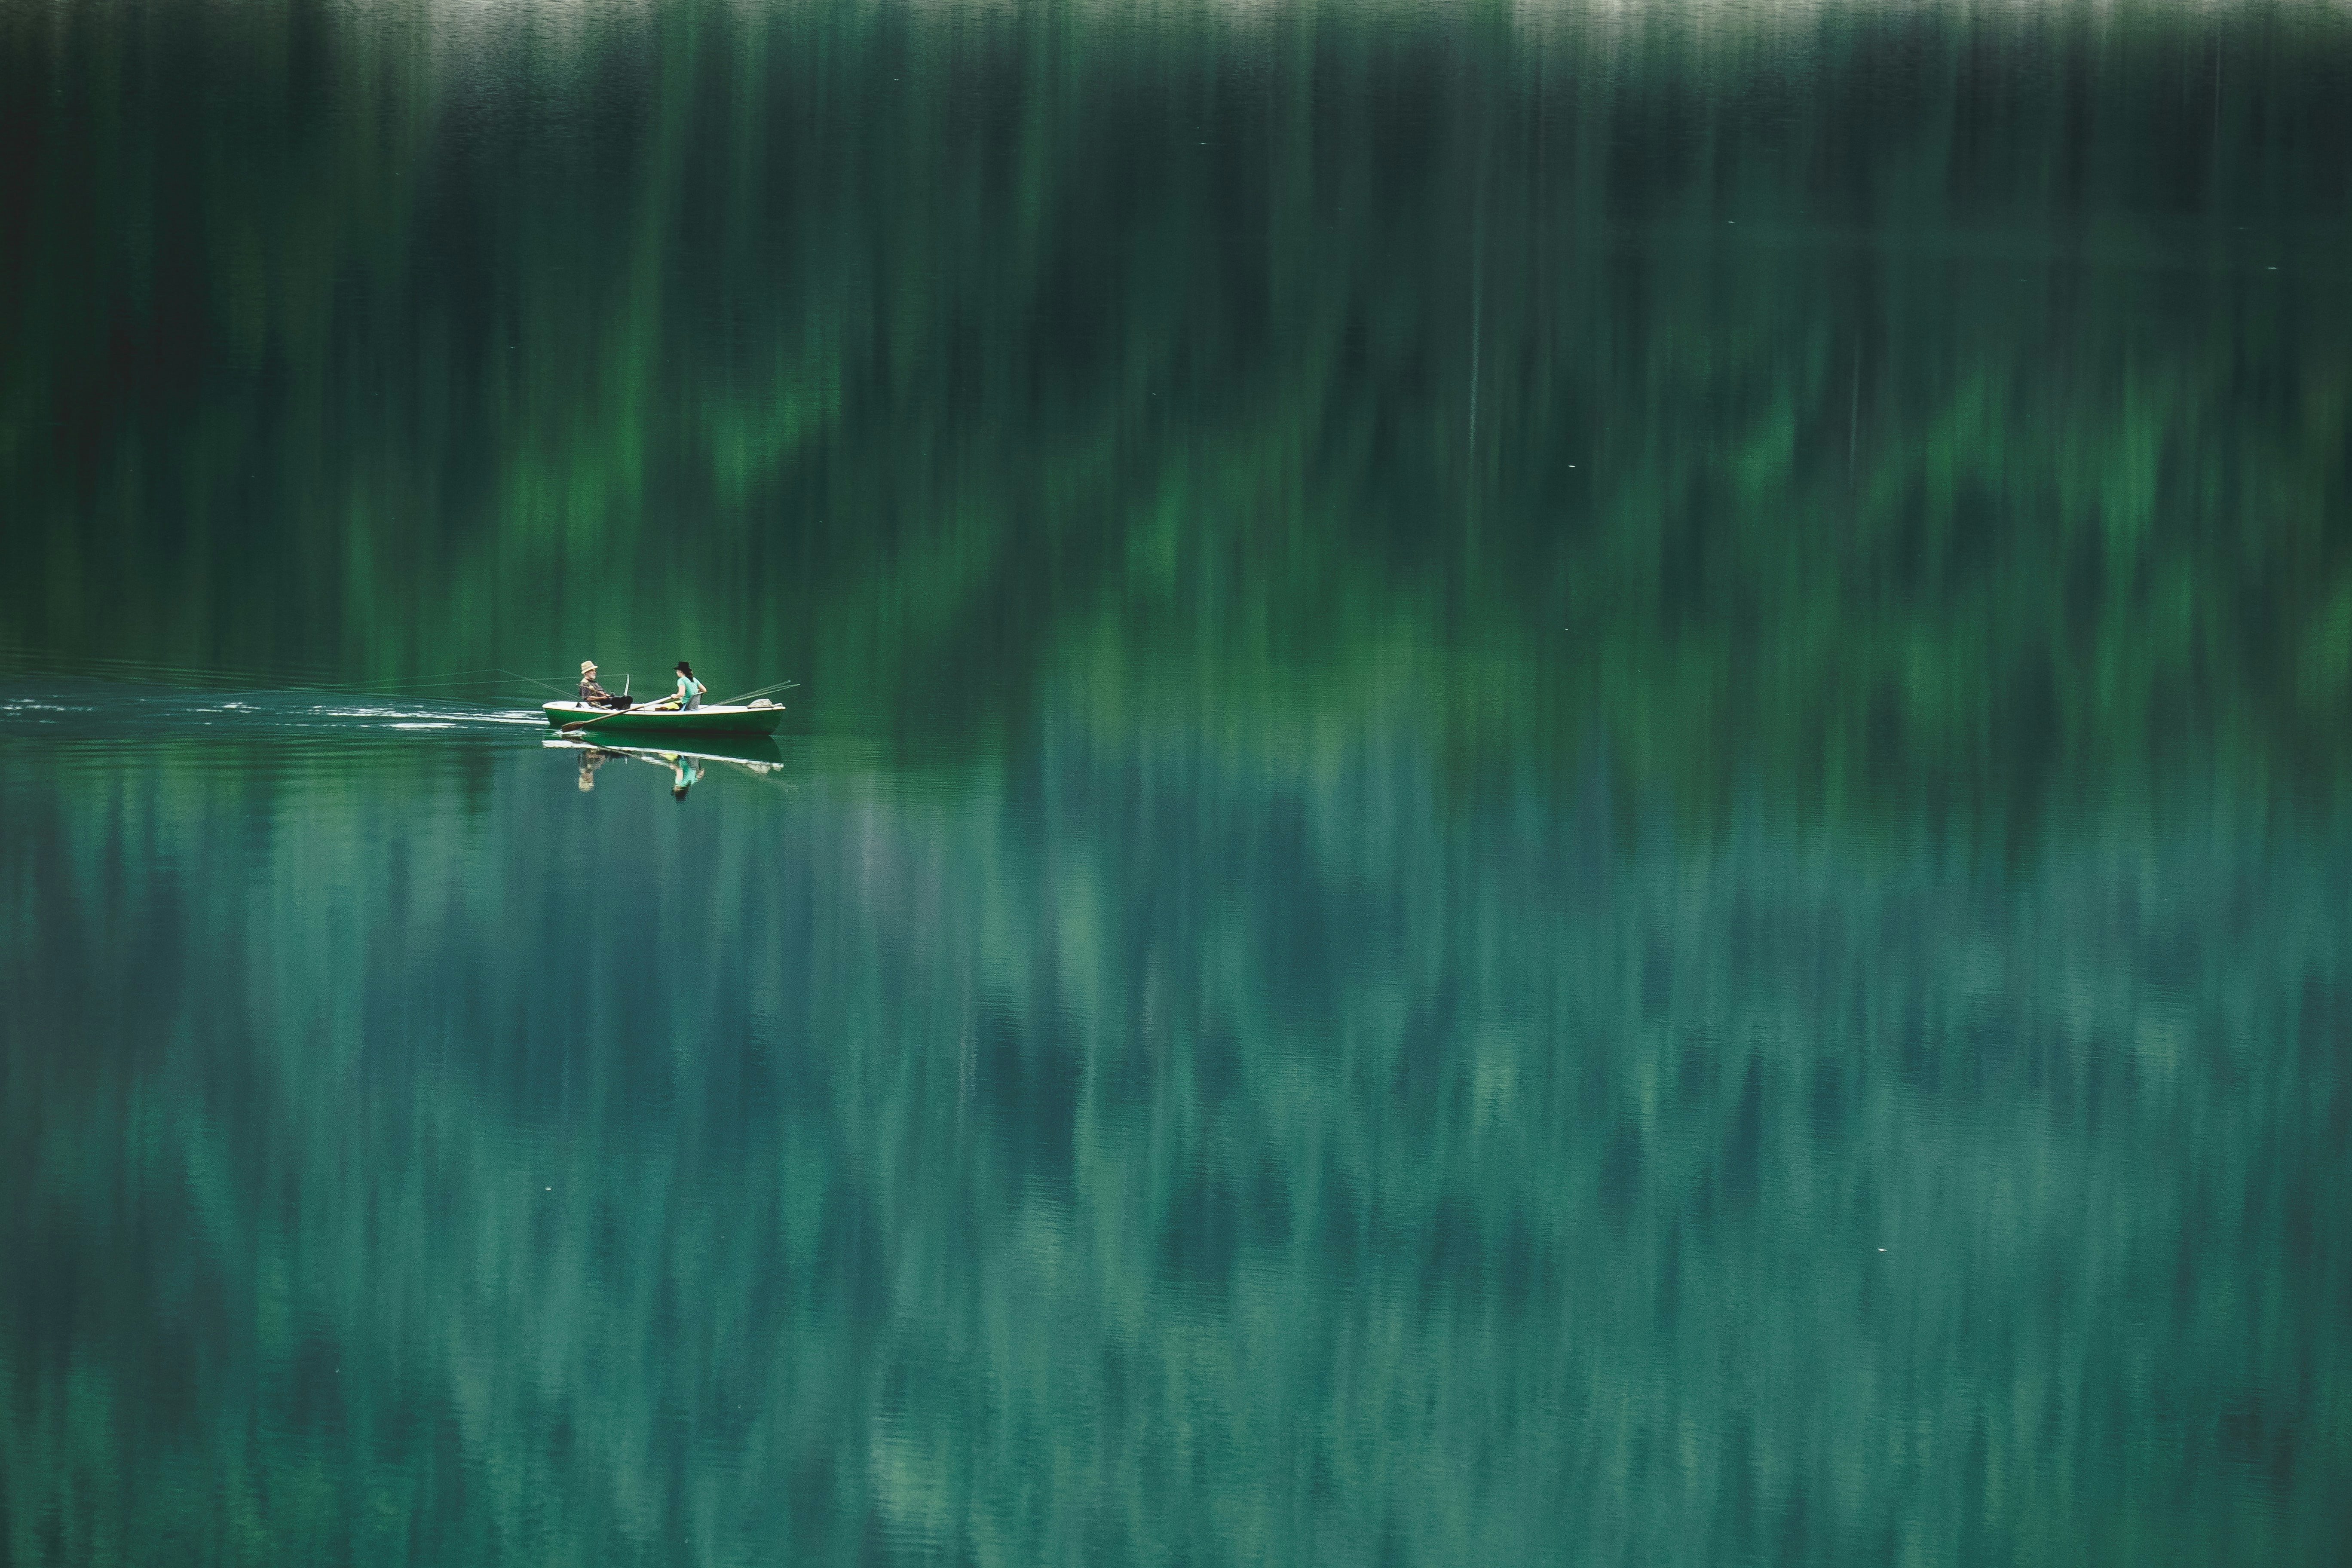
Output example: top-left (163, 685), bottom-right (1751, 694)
top-left (670, 660), bottom-right (705, 710)
top-left (578, 660), bottom-right (629, 708)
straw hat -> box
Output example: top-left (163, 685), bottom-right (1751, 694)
top-left (580, 660), bottom-right (597, 674)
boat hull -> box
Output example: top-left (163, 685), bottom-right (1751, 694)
top-left (542, 702), bottom-right (783, 736)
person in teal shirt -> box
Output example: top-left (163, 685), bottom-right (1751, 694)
top-left (671, 660), bottom-right (705, 711)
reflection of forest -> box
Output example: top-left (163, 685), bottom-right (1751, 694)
top-left (2, 726), bottom-right (2343, 1563)
top-left (5, 1), bottom-right (2349, 807)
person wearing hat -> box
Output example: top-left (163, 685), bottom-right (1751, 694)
top-left (578, 660), bottom-right (626, 708)
top-left (669, 660), bottom-right (705, 711)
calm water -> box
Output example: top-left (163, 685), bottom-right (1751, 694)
top-left (3, 1), bottom-right (2350, 1563)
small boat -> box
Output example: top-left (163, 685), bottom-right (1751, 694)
top-left (541, 700), bottom-right (784, 736)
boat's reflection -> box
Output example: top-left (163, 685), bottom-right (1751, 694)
top-left (544, 733), bottom-right (786, 798)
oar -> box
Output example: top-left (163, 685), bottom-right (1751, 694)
top-left (560, 699), bottom-right (672, 735)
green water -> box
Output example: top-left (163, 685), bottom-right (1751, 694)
top-left (2, 1), bottom-right (2349, 1563)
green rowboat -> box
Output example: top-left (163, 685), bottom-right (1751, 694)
top-left (542, 701), bottom-right (784, 736)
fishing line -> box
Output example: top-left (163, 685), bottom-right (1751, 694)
top-left (0, 648), bottom-right (562, 707)
top-left (498, 669), bottom-right (580, 700)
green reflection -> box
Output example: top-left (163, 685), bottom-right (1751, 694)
top-left (1, 718), bottom-right (2346, 1564)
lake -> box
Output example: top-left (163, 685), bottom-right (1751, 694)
top-left (1, 1), bottom-right (2347, 1564)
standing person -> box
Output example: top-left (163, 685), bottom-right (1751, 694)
top-left (671, 660), bottom-right (705, 711)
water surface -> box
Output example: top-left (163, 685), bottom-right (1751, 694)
top-left (2, 2), bottom-right (2349, 1564)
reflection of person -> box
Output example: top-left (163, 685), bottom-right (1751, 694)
top-left (666, 660), bottom-right (705, 710)
top-left (576, 749), bottom-right (609, 791)
top-left (669, 754), bottom-right (702, 798)
top-left (578, 660), bottom-right (626, 708)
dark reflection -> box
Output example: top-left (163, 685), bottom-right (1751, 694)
top-left (1, 0), bottom-right (2347, 816)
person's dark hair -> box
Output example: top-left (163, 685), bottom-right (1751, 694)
top-left (676, 660), bottom-right (694, 677)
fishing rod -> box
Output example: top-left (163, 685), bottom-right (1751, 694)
top-left (638, 677), bottom-right (796, 710)
top-left (715, 678), bottom-right (798, 706)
